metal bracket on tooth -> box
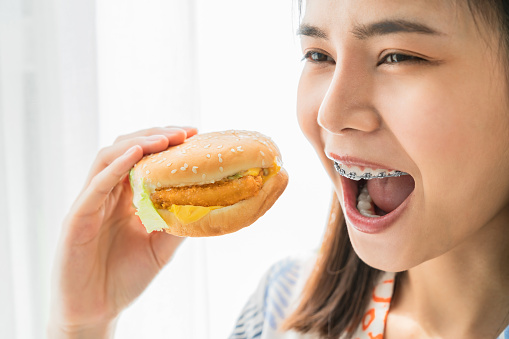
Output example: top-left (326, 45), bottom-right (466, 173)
top-left (333, 162), bottom-right (408, 180)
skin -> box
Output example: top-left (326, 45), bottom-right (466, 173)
top-left (48, 127), bottom-right (197, 338)
top-left (297, 0), bottom-right (509, 337)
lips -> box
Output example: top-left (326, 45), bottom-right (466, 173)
top-left (328, 154), bottom-right (415, 234)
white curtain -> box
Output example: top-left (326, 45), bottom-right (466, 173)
top-left (0, 0), bottom-right (331, 338)
top-left (1, 0), bottom-right (100, 337)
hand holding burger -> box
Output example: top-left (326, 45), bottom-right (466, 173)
top-left (48, 127), bottom-right (197, 338)
top-left (129, 130), bottom-right (289, 237)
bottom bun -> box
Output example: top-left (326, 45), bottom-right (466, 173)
top-left (156, 169), bottom-right (289, 237)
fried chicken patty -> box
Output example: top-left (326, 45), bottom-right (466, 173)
top-left (151, 175), bottom-right (264, 208)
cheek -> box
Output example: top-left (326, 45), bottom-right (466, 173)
top-left (383, 84), bottom-right (462, 164)
top-left (297, 70), bottom-right (342, 186)
top-left (380, 64), bottom-right (509, 176)
top-left (297, 71), bottom-right (327, 150)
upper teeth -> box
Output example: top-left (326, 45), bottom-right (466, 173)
top-left (334, 162), bottom-right (408, 181)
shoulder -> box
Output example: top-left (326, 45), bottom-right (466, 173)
top-left (230, 253), bottom-right (317, 339)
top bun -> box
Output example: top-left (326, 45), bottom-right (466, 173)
top-left (131, 130), bottom-right (283, 188)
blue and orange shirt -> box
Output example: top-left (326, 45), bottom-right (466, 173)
top-left (230, 255), bottom-right (509, 339)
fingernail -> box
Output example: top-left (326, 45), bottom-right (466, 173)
top-left (124, 145), bottom-right (138, 156)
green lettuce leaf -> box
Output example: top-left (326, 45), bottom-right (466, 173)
top-left (130, 169), bottom-right (167, 233)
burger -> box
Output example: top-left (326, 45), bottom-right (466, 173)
top-left (129, 130), bottom-right (288, 237)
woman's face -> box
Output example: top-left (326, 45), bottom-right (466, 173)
top-left (298, 0), bottom-right (509, 271)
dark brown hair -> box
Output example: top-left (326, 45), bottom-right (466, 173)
top-left (282, 194), bottom-right (382, 338)
top-left (283, 1), bottom-right (509, 338)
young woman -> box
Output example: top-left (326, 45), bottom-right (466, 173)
top-left (49, 0), bottom-right (509, 338)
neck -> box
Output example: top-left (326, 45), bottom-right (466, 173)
top-left (392, 205), bottom-right (509, 338)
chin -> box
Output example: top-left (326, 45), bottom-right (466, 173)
top-left (345, 216), bottom-right (435, 273)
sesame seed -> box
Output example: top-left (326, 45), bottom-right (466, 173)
top-left (192, 166), bottom-right (198, 174)
top-left (146, 170), bottom-right (150, 174)
top-left (262, 160), bottom-right (266, 167)
top-left (260, 151), bottom-right (265, 156)
top-left (171, 169), bottom-right (177, 174)
top-left (237, 146), bottom-right (243, 152)
top-left (166, 162), bottom-right (172, 167)
top-left (182, 150), bottom-right (187, 154)
top-left (181, 167), bottom-right (186, 171)
top-left (206, 154), bottom-right (211, 158)
top-left (217, 145), bottom-right (223, 149)
top-left (204, 144), bottom-right (211, 148)
top-left (218, 154), bottom-right (223, 163)
top-left (151, 159), bottom-right (157, 163)
top-left (231, 148), bottom-right (236, 153)
top-left (157, 160), bottom-right (164, 164)
top-left (143, 164), bottom-right (147, 169)
top-left (183, 163), bottom-right (188, 168)
top-left (219, 167), bottom-right (223, 172)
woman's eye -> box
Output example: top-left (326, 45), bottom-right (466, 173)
top-left (302, 51), bottom-right (334, 63)
top-left (378, 53), bottom-right (425, 65)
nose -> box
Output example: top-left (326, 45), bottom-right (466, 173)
top-left (317, 62), bottom-right (381, 134)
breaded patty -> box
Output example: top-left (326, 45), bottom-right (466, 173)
top-left (151, 175), bottom-right (263, 208)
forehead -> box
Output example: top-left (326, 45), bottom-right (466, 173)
top-left (301, 0), bottom-right (467, 37)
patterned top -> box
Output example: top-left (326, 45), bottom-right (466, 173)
top-left (229, 255), bottom-right (509, 339)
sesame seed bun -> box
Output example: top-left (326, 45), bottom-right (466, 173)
top-left (130, 130), bottom-right (288, 237)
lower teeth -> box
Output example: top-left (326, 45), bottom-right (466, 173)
top-left (357, 183), bottom-right (380, 218)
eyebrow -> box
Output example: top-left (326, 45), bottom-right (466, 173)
top-left (297, 19), bottom-right (444, 40)
top-left (296, 24), bottom-right (328, 39)
top-left (352, 19), bottom-right (444, 39)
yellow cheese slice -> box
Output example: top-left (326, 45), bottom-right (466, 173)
top-left (169, 204), bottom-right (223, 224)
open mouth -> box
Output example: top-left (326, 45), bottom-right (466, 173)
top-left (334, 161), bottom-right (415, 219)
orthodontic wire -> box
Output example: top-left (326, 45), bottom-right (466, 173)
top-left (333, 162), bottom-right (409, 181)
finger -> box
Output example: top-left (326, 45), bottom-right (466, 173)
top-left (86, 127), bottom-right (192, 188)
top-left (167, 126), bottom-right (198, 138)
top-left (84, 134), bottom-right (171, 187)
top-left (117, 128), bottom-right (197, 186)
top-left (114, 127), bottom-right (189, 144)
top-left (74, 145), bottom-right (144, 218)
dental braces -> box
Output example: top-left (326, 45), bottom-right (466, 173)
top-left (334, 162), bottom-right (409, 181)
